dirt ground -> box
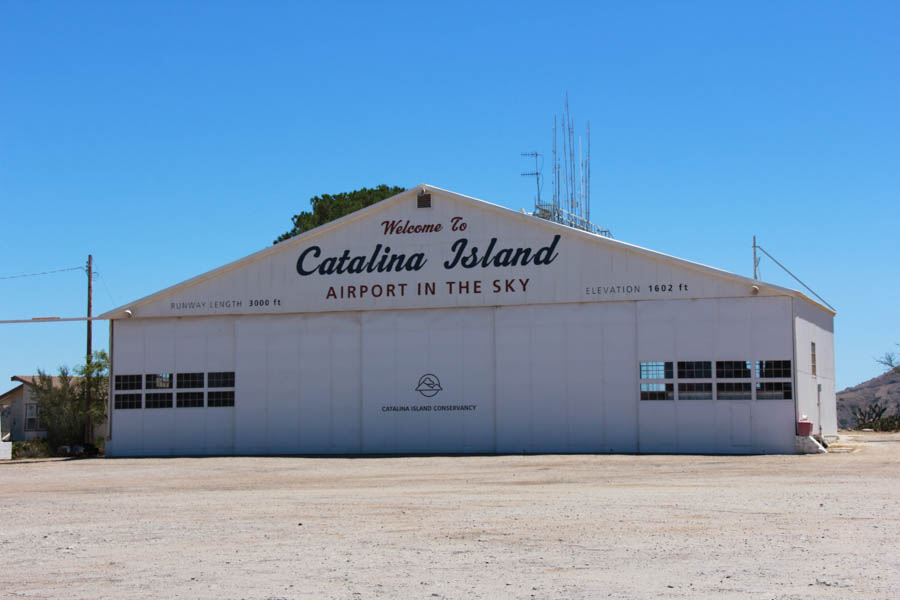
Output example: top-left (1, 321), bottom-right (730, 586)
top-left (1, 433), bottom-right (898, 600)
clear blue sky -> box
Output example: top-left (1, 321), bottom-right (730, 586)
top-left (1, 1), bottom-right (898, 392)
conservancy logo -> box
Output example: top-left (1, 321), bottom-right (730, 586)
top-left (415, 373), bottom-right (442, 398)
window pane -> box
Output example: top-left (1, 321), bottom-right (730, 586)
top-left (639, 362), bottom-right (673, 379)
top-left (145, 393), bottom-right (173, 409)
top-left (678, 382), bottom-right (713, 400)
top-left (640, 383), bottom-right (674, 401)
top-left (756, 382), bottom-right (793, 400)
top-left (145, 373), bottom-right (172, 389)
top-left (715, 361), bottom-right (752, 379)
top-left (677, 361), bottom-right (712, 379)
top-left (811, 343), bottom-right (817, 376)
top-left (25, 404), bottom-right (39, 431)
top-left (114, 393), bottom-right (142, 409)
top-left (208, 372), bottom-right (235, 388)
top-left (114, 374), bottom-right (142, 390)
top-left (756, 360), bottom-right (792, 378)
top-left (176, 373), bottom-right (204, 388)
top-left (177, 392), bottom-right (204, 408)
top-left (208, 391), bottom-right (235, 407)
top-left (716, 382), bottom-right (751, 400)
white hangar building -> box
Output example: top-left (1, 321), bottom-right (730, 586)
top-left (99, 185), bottom-right (836, 456)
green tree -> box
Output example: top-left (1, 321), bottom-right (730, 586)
top-left (274, 185), bottom-right (405, 244)
top-left (31, 351), bottom-right (108, 448)
top-left (79, 350), bottom-right (109, 441)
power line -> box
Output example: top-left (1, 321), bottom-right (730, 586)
top-left (94, 271), bottom-right (117, 306)
top-left (0, 266), bottom-right (84, 280)
top-left (754, 243), bottom-right (836, 312)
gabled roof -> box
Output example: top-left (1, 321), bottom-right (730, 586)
top-left (0, 384), bottom-right (23, 405)
top-left (98, 184), bottom-right (835, 318)
top-left (1, 375), bottom-right (84, 405)
top-left (12, 375), bottom-right (81, 387)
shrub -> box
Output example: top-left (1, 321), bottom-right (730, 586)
top-left (12, 438), bottom-right (53, 459)
top-left (853, 401), bottom-right (900, 431)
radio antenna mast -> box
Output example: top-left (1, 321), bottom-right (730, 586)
top-left (520, 152), bottom-right (542, 205)
top-left (585, 120), bottom-right (591, 226)
top-left (529, 94), bottom-right (611, 237)
top-left (552, 115), bottom-right (560, 216)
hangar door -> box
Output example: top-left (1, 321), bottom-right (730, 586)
top-left (358, 303), bottom-right (635, 454)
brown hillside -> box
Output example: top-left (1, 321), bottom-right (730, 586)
top-left (837, 367), bottom-right (900, 429)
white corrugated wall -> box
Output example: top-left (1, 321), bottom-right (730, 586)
top-left (107, 295), bottom-right (799, 456)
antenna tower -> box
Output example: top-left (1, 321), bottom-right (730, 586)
top-left (528, 93), bottom-right (611, 237)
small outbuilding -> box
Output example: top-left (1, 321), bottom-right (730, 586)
top-left (98, 185), bottom-right (836, 456)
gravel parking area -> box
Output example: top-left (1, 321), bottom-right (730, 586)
top-left (1, 433), bottom-right (898, 599)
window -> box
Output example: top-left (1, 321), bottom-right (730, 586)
top-left (716, 361), bottom-right (752, 379)
top-left (756, 382), bottom-right (792, 400)
top-left (640, 362), bottom-right (673, 380)
top-left (208, 372), bottom-right (235, 388)
top-left (145, 373), bottom-right (172, 389)
top-left (145, 393), bottom-right (173, 409)
top-left (208, 391), bottom-right (235, 407)
top-left (114, 374), bottom-right (142, 390)
top-left (177, 392), bottom-right (204, 408)
top-left (176, 373), bottom-right (204, 388)
top-left (417, 193), bottom-right (432, 208)
top-left (811, 343), bottom-right (817, 376)
top-left (25, 404), bottom-right (43, 430)
top-left (678, 383), bottom-right (713, 400)
top-left (756, 360), bottom-right (792, 378)
top-left (677, 361), bottom-right (712, 379)
top-left (640, 383), bottom-right (674, 401)
top-left (114, 393), bottom-right (142, 409)
top-left (717, 382), bottom-right (752, 401)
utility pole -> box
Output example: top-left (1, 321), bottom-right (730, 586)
top-left (85, 254), bottom-right (93, 444)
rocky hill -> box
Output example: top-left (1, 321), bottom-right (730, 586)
top-left (837, 368), bottom-right (900, 429)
